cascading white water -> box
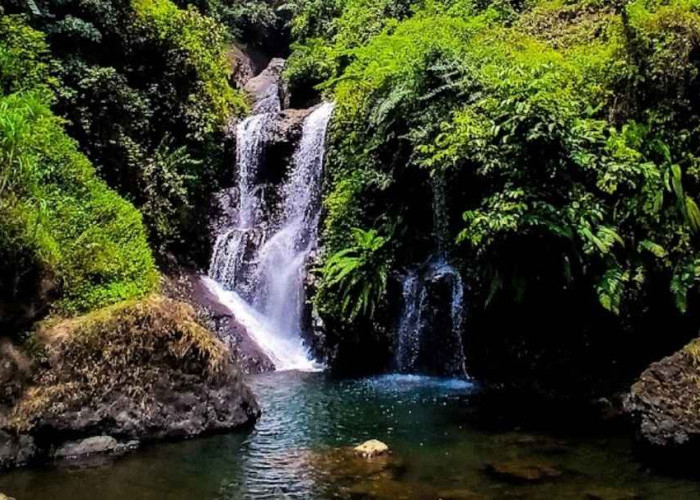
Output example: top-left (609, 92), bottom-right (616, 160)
top-left (395, 258), bottom-right (468, 378)
top-left (395, 172), bottom-right (468, 378)
top-left (209, 113), bottom-right (272, 290)
top-left (207, 102), bottom-right (334, 371)
top-left (253, 102), bottom-right (334, 334)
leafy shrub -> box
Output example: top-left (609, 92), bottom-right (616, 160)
top-left (319, 227), bottom-right (391, 319)
top-left (0, 17), bottom-right (157, 324)
top-left (4, 0), bottom-right (248, 260)
top-left (292, 0), bottom-right (700, 333)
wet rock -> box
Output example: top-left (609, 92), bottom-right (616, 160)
top-left (54, 436), bottom-right (118, 459)
top-left (269, 108), bottom-right (314, 144)
top-left (484, 459), bottom-right (562, 483)
top-left (308, 445), bottom-right (404, 481)
top-left (585, 487), bottom-right (641, 500)
top-left (497, 433), bottom-right (569, 456)
top-left (244, 58), bottom-right (285, 113)
top-left (624, 339), bottom-right (700, 448)
top-left (0, 431), bottom-right (36, 469)
top-left (343, 478), bottom-right (434, 500)
top-left (170, 272), bottom-right (275, 375)
top-left (437, 489), bottom-right (487, 499)
top-left (354, 439), bottom-right (389, 458)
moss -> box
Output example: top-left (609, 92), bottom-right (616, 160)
top-left (683, 339), bottom-right (700, 366)
top-left (11, 295), bottom-right (228, 432)
top-left (131, 0), bottom-right (248, 135)
top-left (0, 17), bottom-right (158, 323)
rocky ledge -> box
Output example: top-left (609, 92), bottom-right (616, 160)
top-left (0, 296), bottom-right (260, 469)
top-left (624, 339), bottom-right (700, 449)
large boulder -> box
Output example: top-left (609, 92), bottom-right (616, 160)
top-left (624, 339), bottom-right (700, 448)
top-left (244, 57), bottom-right (286, 113)
top-left (0, 296), bottom-right (260, 468)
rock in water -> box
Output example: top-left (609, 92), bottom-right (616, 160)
top-left (484, 459), bottom-right (561, 483)
top-left (54, 436), bottom-right (118, 459)
top-left (354, 439), bottom-right (389, 458)
top-left (0, 296), bottom-right (260, 469)
top-left (625, 339), bottom-right (700, 448)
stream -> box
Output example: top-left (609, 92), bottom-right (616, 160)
top-left (2, 371), bottom-right (700, 499)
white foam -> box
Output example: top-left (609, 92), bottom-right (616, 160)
top-left (202, 276), bottom-right (322, 372)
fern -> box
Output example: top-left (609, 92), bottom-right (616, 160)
top-left (321, 227), bottom-right (391, 320)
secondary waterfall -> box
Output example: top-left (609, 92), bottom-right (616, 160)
top-left (207, 102), bottom-right (335, 371)
top-left (395, 258), bottom-right (468, 378)
top-left (395, 173), bottom-right (468, 378)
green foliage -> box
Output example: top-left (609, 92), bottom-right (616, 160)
top-left (320, 227), bottom-right (392, 320)
top-left (291, 0), bottom-right (700, 330)
top-left (5, 0), bottom-right (247, 259)
top-left (0, 17), bottom-right (158, 322)
top-left (0, 14), bottom-right (55, 95)
top-left (132, 0), bottom-right (247, 136)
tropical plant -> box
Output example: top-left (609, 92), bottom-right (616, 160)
top-left (321, 227), bottom-right (391, 319)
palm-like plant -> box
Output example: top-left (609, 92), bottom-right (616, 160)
top-left (322, 227), bottom-right (390, 320)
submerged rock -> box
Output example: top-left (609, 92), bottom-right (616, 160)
top-left (484, 459), bottom-right (562, 483)
top-left (354, 439), bottom-right (390, 458)
top-left (624, 339), bottom-right (700, 448)
top-left (437, 489), bottom-right (486, 500)
top-left (54, 436), bottom-right (118, 459)
top-left (585, 487), bottom-right (641, 500)
top-left (0, 296), bottom-right (259, 469)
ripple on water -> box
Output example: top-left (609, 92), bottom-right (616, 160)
top-left (2, 371), bottom-right (700, 500)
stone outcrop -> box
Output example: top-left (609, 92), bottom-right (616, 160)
top-left (354, 439), bottom-right (389, 458)
top-left (164, 272), bottom-right (275, 374)
top-left (0, 296), bottom-right (260, 469)
top-left (624, 339), bottom-right (700, 448)
top-left (244, 57), bottom-right (286, 113)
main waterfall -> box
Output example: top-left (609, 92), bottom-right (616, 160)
top-left (205, 101), bottom-right (334, 371)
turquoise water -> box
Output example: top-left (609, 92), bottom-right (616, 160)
top-left (1, 371), bottom-right (700, 499)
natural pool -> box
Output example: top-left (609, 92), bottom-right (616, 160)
top-left (1, 371), bottom-right (700, 499)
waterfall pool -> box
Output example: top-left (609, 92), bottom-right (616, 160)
top-left (1, 371), bottom-right (700, 499)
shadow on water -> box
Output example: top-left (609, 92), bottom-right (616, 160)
top-left (1, 371), bottom-right (700, 499)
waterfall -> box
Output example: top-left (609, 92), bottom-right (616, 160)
top-left (207, 102), bottom-right (334, 372)
top-left (395, 258), bottom-right (468, 378)
top-left (209, 113), bottom-right (272, 291)
top-left (395, 172), bottom-right (468, 378)
top-left (253, 102), bottom-right (335, 334)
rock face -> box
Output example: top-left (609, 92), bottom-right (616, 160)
top-left (0, 296), bottom-right (260, 469)
top-left (244, 57), bottom-right (286, 113)
top-left (624, 339), bottom-right (700, 448)
top-left (165, 272), bottom-right (275, 374)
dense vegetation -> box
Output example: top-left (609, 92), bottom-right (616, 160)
top-left (0, 15), bottom-right (157, 326)
top-left (2, 0), bottom-right (699, 393)
top-left (0, 0), bottom-right (257, 333)
top-left (285, 0), bottom-right (700, 381)
top-left (2, 0), bottom-right (248, 261)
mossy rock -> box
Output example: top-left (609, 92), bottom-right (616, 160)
top-left (1, 296), bottom-right (259, 468)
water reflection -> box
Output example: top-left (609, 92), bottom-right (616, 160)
top-left (1, 372), bottom-right (699, 499)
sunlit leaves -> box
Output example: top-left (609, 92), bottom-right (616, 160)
top-left (321, 227), bottom-right (391, 319)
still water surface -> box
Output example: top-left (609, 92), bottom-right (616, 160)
top-left (1, 371), bottom-right (699, 499)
